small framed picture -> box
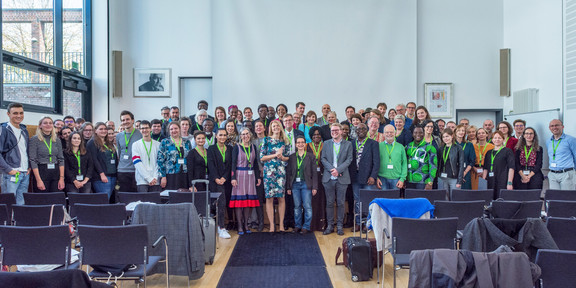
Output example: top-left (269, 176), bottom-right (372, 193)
top-left (424, 83), bottom-right (453, 118)
top-left (134, 68), bottom-right (171, 97)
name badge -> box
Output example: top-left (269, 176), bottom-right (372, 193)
top-left (248, 170), bottom-right (254, 175)
top-left (408, 164), bottom-right (412, 169)
top-left (47, 163), bottom-right (55, 169)
top-left (76, 175), bottom-right (84, 181)
top-left (441, 173), bottom-right (448, 178)
top-left (296, 177), bottom-right (301, 182)
top-left (476, 168), bottom-right (483, 173)
top-left (10, 176), bottom-right (16, 182)
top-left (489, 172), bottom-right (494, 177)
top-left (205, 174), bottom-right (209, 179)
top-left (523, 170), bottom-right (530, 175)
top-left (110, 159), bottom-right (116, 164)
top-left (551, 163), bottom-right (557, 168)
top-left (317, 167), bottom-right (321, 172)
top-left (177, 158), bottom-right (185, 164)
top-left (123, 155), bottom-right (129, 160)
top-left (387, 164), bottom-right (394, 169)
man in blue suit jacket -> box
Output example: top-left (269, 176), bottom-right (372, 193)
top-left (321, 123), bottom-right (353, 235)
top-left (348, 123), bottom-right (380, 231)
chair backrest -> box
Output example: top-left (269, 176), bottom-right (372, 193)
top-left (359, 189), bottom-right (401, 214)
top-left (545, 189), bottom-right (576, 201)
top-left (78, 224), bottom-right (149, 266)
top-left (498, 189), bottom-right (541, 201)
top-left (74, 204), bottom-right (127, 226)
top-left (68, 193), bottom-right (109, 206)
top-left (547, 200), bottom-right (576, 218)
top-left (535, 249), bottom-right (576, 288)
top-left (0, 225), bottom-right (71, 266)
top-left (405, 189), bottom-right (448, 203)
top-left (434, 200), bottom-right (485, 230)
top-left (0, 193), bottom-right (16, 216)
top-left (23, 192), bottom-right (67, 206)
top-left (451, 189), bottom-right (493, 205)
top-left (117, 192), bottom-right (162, 205)
top-left (490, 200), bottom-right (542, 219)
top-left (12, 204), bottom-right (65, 226)
top-left (392, 217), bottom-right (458, 255)
top-left (0, 204), bottom-right (9, 225)
top-left (546, 217), bottom-right (576, 251)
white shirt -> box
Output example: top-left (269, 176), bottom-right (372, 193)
top-left (8, 122), bottom-right (28, 171)
top-left (132, 139), bottom-right (161, 185)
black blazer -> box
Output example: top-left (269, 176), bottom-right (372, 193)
top-left (395, 129), bottom-right (414, 147)
top-left (231, 143), bottom-right (261, 181)
top-left (63, 150), bottom-right (94, 184)
top-left (286, 152), bottom-right (319, 191)
top-left (207, 144), bottom-right (232, 191)
top-left (187, 148), bottom-right (209, 189)
top-left (348, 138), bottom-right (380, 184)
top-left (86, 139), bottom-right (118, 176)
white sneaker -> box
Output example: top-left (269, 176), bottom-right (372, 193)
top-left (218, 227), bottom-right (231, 239)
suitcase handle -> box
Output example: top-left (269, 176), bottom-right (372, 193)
top-left (191, 179), bottom-right (209, 186)
top-left (335, 247), bottom-right (344, 265)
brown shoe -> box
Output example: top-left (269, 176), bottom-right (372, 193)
top-left (300, 229), bottom-right (309, 235)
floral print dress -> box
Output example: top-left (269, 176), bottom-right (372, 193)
top-left (260, 137), bottom-right (289, 198)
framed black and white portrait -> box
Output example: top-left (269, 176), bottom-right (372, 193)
top-left (134, 68), bottom-right (171, 97)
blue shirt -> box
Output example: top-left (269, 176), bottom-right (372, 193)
top-left (546, 133), bottom-right (576, 170)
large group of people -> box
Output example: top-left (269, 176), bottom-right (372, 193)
top-left (1, 100), bottom-right (574, 238)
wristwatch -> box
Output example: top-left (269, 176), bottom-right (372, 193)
top-left (507, 181), bottom-right (513, 185)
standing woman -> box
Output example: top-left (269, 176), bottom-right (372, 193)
top-left (482, 131), bottom-right (515, 199)
top-left (410, 106), bottom-right (440, 136)
top-left (80, 122), bottom-right (94, 142)
top-left (422, 120), bottom-right (441, 152)
top-left (29, 117), bottom-right (65, 192)
top-left (286, 135), bottom-right (318, 234)
top-left (467, 125), bottom-right (478, 145)
top-left (251, 120), bottom-right (267, 231)
top-left (497, 121), bottom-right (518, 151)
top-left (299, 111), bottom-right (319, 143)
top-left (64, 132), bottom-right (94, 193)
top-left (157, 121), bottom-right (192, 190)
top-left (230, 128), bottom-right (261, 235)
top-left (187, 131), bottom-right (210, 187)
top-left (276, 104), bottom-right (288, 121)
top-left (307, 126), bottom-right (326, 231)
top-left (260, 120), bottom-right (290, 232)
top-left (455, 124), bottom-right (476, 190)
top-left (348, 113), bottom-right (363, 140)
top-left (87, 122), bottom-right (118, 199)
top-left (214, 106), bottom-right (227, 130)
top-left (388, 109), bottom-right (397, 122)
top-left (514, 128), bottom-right (544, 189)
top-left (192, 109), bottom-right (207, 134)
top-left (208, 128), bottom-right (233, 238)
top-left (180, 117), bottom-right (194, 142)
top-left (225, 121), bottom-right (239, 146)
top-left (473, 128), bottom-right (494, 190)
top-left (437, 129), bottom-right (464, 195)
top-left (394, 115), bottom-right (413, 146)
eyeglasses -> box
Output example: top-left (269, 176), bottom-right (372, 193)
top-left (240, 133), bottom-right (250, 136)
top-left (407, 106), bottom-right (416, 109)
top-left (425, 126), bottom-right (433, 129)
top-left (64, 120), bottom-right (74, 124)
top-left (498, 126), bottom-right (508, 130)
top-left (524, 132), bottom-right (534, 135)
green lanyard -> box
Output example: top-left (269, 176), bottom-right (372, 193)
top-left (297, 151), bottom-right (306, 177)
top-left (334, 142), bottom-right (341, 162)
top-left (124, 129), bottom-right (136, 153)
top-left (478, 144), bottom-right (489, 164)
top-left (310, 142), bottom-right (322, 165)
top-left (217, 144), bottom-right (226, 162)
top-left (43, 139), bottom-right (53, 162)
top-left (286, 131), bottom-right (293, 145)
top-left (462, 142), bottom-right (468, 151)
top-left (74, 151), bottom-right (82, 175)
top-left (171, 137), bottom-right (183, 158)
top-left (356, 137), bottom-right (367, 151)
top-left (490, 146), bottom-right (504, 172)
top-left (552, 138), bottom-right (562, 160)
top-left (103, 144), bottom-right (115, 158)
top-left (242, 144), bottom-right (252, 168)
top-left (368, 132), bottom-right (379, 141)
top-left (196, 123), bottom-right (201, 131)
top-left (207, 136), bottom-right (214, 146)
top-left (408, 141), bottom-right (425, 157)
top-left (443, 145), bottom-right (452, 170)
top-left (142, 139), bottom-right (152, 162)
top-left (153, 134), bottom-right (161, 141)
top-left (385, 142), bottom-right (395, 160)
top-left (524, 145), bottom-right (533, 169)
top-left (196, 147), bottom-right (207, 167)
top-left (15, 172), bottom-right (20, 183)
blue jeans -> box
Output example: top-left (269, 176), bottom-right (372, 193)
top-left (352, 182), bottom-right (377, 223)
top-left (2, 173), bottom-right (30, 205)
top-left (378, 176), bottom-right (399, 190)
top-left (292, 181), bottom-right (313, 230)
top-left (92, 176), bottom-right (117, 200)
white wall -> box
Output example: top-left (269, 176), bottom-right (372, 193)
top-left (417, 0), bottom-right (504, 123)
top-left (92, 0), bottom-right (109, 122)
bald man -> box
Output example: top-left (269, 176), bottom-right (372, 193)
top-left (547, 119), bottom-right (576, 190)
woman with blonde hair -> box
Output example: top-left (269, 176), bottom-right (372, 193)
top-left (29, 117), bottom-right (65, 192)
top-left (472, 127), bottom-right (494, 190)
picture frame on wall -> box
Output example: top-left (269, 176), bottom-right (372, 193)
top-left (424, 83), bottom-right (453, 118)
top-left (134, 68), bottom-right (171, 97)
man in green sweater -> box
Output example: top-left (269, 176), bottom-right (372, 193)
top-left (405, 126), bottom-right (437, 189)
top-left (377, 125), bottom-right (407, 189)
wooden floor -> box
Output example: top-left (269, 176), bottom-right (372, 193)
top-left (131, 228), bottom-right (409, 288)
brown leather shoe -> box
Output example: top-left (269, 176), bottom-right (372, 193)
top-left (300, 229), bottom-right (309, 235)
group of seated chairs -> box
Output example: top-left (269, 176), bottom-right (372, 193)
top-left (354, 188), bottom-right (576, 288)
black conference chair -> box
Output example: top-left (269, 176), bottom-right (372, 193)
top-left (23, 192), bottom-right (67, 206)
top-left (546, 200), bottom-right (576, 218)
top-left (434, 200), bottom-right (485, 231)
top-left (404, 189), bottom-right (447, 203)
top-left (0, 193), bottom-right (16, 216)
top-left (0, 204), bottom-right (10, 225)
top-left (546, 217), bottom-right (576, 251)
top-left (545, 189), bottom-right (576, 201)
top-left (498, 189), bottom-right (542, 201)
top-left (535, 249), bottom-right (576, 288)
top-left (0, 270), bottom-right (113, 288)
top-left (354, 189), bottom-right (401, 236)
top-left (489, 200), bottom-right (542, 219)
top-left (117, 192), bottom-right (162, 205)
top-left (0, 225), bottom-right (76, 269)
top-left (68, 193), bottom-right (109, 217)
top-left (450, 189), bottom-right (493, 205)
top-left (78, 224), bottom-right (168, 287)
top-left (74, 204), bottom-right (127, 226)
top-left (387, 217), bottom-right (458, 288)
top-left (12, 204), bottom-right (66, 226)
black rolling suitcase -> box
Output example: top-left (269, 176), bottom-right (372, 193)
top-left (191, 179), bottom-right (217, 265)
top-left (335, 237), bottom-right (373, 281)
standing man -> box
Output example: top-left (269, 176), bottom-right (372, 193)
top-left (348, 123), bottom-right (379, 231)
top-left (513, 119), bottom-right (526, 138)
top-left (376, 125), bottom-right (407, 190)
top-left (150, 119), bottom-right (165, 142)
top-left (459, 118), bottom-right (470, 129)
top-left (162, 106), bottom-right (180, 137)
top-left (321, 123), bottom-right (353, 236)
top-left (54, 119), bottom-right (65, 134)
top-left (0, 103), bottom-right (30, 204)
top-left (256, 104), bottom-right (273, 130)
top-left (405, 102), bottom-right (417, 120)
top-left (63, 115), bottom-right (76, 130)
top-left (116, 110), bottom-right (143, 192)
top-left (395, 103), bottom-right (412, 128)
top-left (132, 120), bottom-right (161, 192)
top-left (317, 104), bottom-right (331, 126)
top-left (295, 102), bottom-right (306, 126)
top-left (342, 106), bottom-right (356, 126)
top-left (106, 120), bottom-right (116, 131)
top-left (267, 105), bottom-right (276, 120)
top-left (160, 106), bottom-right (170, 124)
top-left (483, 119), bottom-right (495, 139)
top-left (405, 126), bottom-right (437, 189)
top-left (189, 100), bottom-right (213, 124)
top-left (547, 119), bottom-right (576, 190)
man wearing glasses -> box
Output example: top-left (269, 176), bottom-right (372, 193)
top-left (547, 119), bottom-right (576, 190)
top-left (63, 115), bottom-right (76, 130)
top-left (513, 119), bottom-right (526, 138)
top-left (377, 125), bottom-right (407, 190)
top-left (405, 102), bottom-right (417, 120)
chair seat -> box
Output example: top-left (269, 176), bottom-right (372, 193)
top-left (88, 256), bottom-right (163, 278)
top-left (392, 253), bottom-right (410, 266)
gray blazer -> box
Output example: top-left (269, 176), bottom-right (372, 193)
top-left (321, 139), bottom-right (353, 184)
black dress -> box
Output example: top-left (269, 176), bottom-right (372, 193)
top-left (482, 147), bottom-right (515, 199)
top-left (187, 148), bottom-right (209, 191)
top-left (513, 145), bottom-right (544, 189)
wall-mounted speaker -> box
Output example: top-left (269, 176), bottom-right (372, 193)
top-left (112, 50), bottom-right (122, 98)
top-left (500, 48), bottom-right (510, 97)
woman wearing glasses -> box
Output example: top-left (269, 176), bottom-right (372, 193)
top-left (497, 121), bottom-right (518, 151)
top-left (514, 128), bottom-right (543, 189)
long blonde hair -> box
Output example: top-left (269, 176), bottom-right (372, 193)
top-left (36, 117), bottom-right (58, 142)
top-left (268, 119), bottom-right (289, 143)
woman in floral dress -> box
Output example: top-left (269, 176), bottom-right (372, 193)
top-left (260, 120), bottom-right (290, 232)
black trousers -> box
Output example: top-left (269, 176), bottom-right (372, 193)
top-left (117, 172), bottom-right (138, 192)
top-left (34, 164), bottom-right (61, 192)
